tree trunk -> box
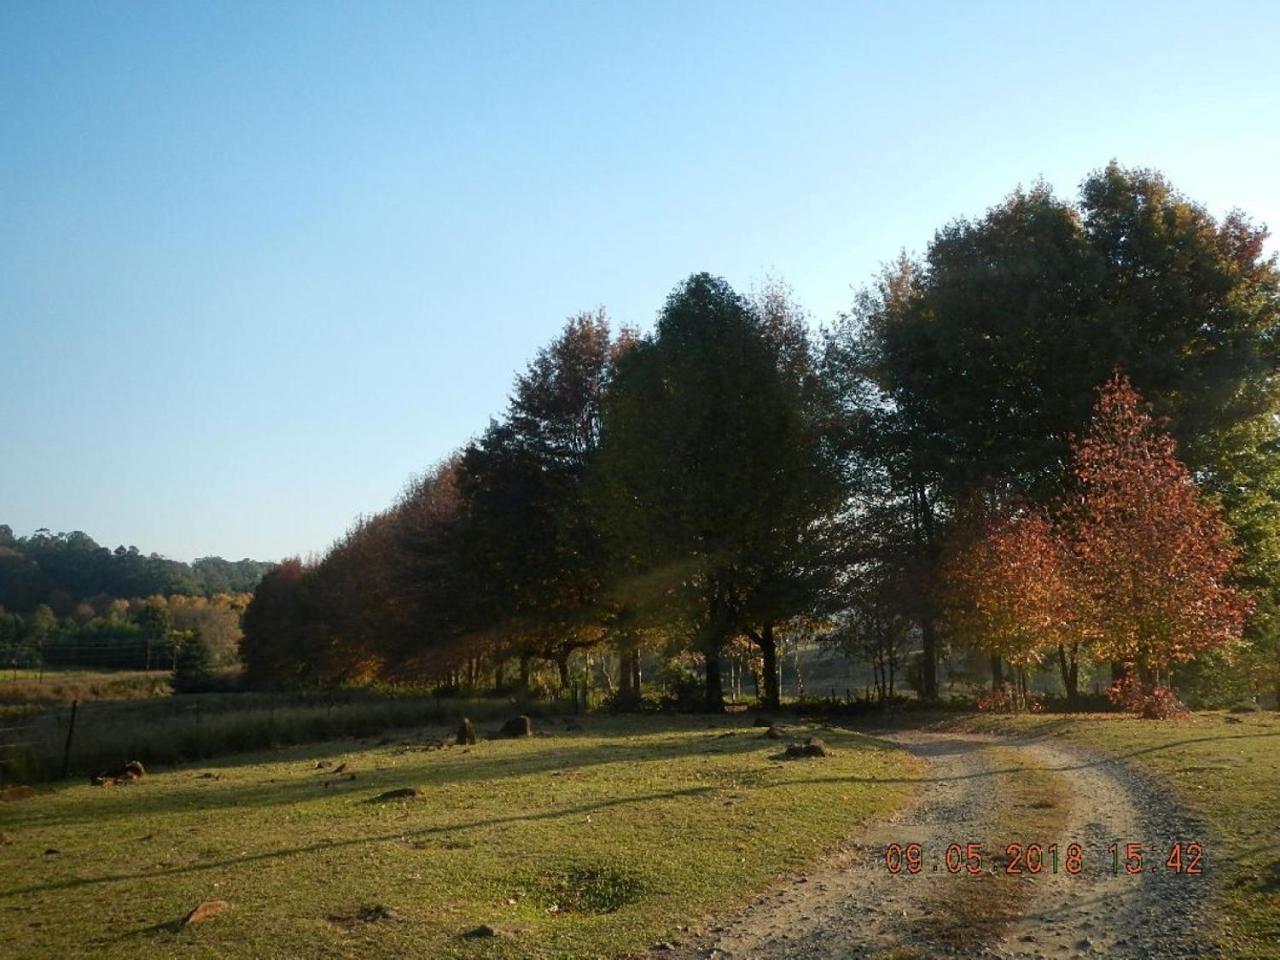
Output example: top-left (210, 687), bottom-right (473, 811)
top-left (519, 655), bottom-right (531, 689)
top-left (991, 655), bottom-right (1004, 690)
top-left (920, 617), bottom-right (939, 701)
top-left (555, 650), bottom-right (570, 689)
top-left (1057, 643), bottom-right (1079, 706)
top-left (758, 623), bottom-right (780, 710)
top-left (617, 637), bottom-right (636, 702)
top-left (704, 645), bottom-right (724, 712)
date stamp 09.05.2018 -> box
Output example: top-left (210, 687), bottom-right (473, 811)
top-left (883, 841), bottom-right (1204, 877)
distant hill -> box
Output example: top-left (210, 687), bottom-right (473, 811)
top-left (0, 525), bottom-right (275, 613)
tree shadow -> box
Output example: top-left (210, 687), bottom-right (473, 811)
top-left (1, 782), bottom-right (722, 900)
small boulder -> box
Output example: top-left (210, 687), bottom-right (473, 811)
top-left (123, 760), bottom-right (145, 779)
top-left (457, 718), bottom-right (478, 746)
top-left (467, 923), bottom-right (507, 938)
top-left (499, 715), bottom-right (534, 738)
top-left (372, 787), bottom-right (419, 802)
top-left (783, 737), bottom-right (833, 759)
top-left (183, 900), bottom-right (230, 926)
top-left (763, 724), bottom-right (786, 740)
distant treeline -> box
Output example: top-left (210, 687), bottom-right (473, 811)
top-left (0, 593), bottom-right (249, 676)
top-left (0, 526), bottom-right (273, 614)
top-left (238, 162), bottom-right (1280, 711)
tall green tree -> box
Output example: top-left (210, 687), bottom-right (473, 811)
top-left (599, 274), bottom-right (838, 709)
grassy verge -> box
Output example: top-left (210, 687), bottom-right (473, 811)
top-left (932, 710), bottom-right (1280, 960)
top-left (0, 714), bottom-right (919, 960)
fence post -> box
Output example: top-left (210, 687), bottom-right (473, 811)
top-left (61, 699), bottom-right (79, 780)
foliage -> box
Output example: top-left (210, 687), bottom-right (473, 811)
top-left (598, 274), bottom-right (840, 708)
top-left (944, 376), bottom-right (1252, 713)
top-left (1069, 375), bottom-right (1253, 679)
top-left (1105, 676), bottom-right (1189, 719)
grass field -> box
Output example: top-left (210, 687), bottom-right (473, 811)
top-left (936, 710), bottom-right (1280, 960)
top-left (0, 714), bottom-right (921, 959)
top-left (0, 669), bottom-right (171, 706)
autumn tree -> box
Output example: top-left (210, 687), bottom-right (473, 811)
top-left (834, 164), bottom-right (1280, 700)
top-left (942, 500), bottom-right (1077, 703)
top-left (1067, 375), bottom-right (1252, 693)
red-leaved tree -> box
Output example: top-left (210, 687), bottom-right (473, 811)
top-left (943, 374), bottom-right (1251, 716)
top-left (1067, 373), bottom-right (1252, 699)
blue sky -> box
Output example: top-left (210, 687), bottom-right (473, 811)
top-left (2, 1), bottom-right (1278, 562)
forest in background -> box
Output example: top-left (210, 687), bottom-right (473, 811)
top-left (0, 527), bottom-right (270, 678)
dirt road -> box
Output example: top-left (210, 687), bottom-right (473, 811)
top-left (673, 731), bottom-right (1215, 959)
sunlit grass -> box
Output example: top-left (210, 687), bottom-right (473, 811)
top-left (0, 714), bottom-right (920, 960)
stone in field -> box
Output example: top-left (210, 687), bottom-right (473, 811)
top-left (457, 718), bottom-right (478, 745)
top-left (498, 715), bottom-right (534, 738)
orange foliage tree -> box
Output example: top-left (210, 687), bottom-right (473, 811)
top-left (1067, 373), bottom-right (1252, 692)
top-left (944, 374), bottom-right (1251, 713)
top-left (943, 501), bottom-right (1073, 706)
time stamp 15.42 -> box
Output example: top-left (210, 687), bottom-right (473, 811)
top-left (883, 841), bottom-right (1204, 877)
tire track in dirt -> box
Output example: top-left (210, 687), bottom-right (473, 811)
top-left (669, 731), bottom-right (1215, 960)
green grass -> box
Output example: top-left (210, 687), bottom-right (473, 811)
top-left (0, 714), bottom-right (920, 959)
top-left (934, 711), bottom-right (1280, 960)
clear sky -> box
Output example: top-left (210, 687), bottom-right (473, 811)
top-left (2, 1), bottom-right (1278, 563)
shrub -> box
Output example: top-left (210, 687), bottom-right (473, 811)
top-left (1106, 676), bottom-right (1189, 719)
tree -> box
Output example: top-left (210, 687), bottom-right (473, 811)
top-left (835, 164), bottom-right (1280, 699)
top-left (136, 598), bottom-right (172, 671)
top-left (1067, 374), bottom-right (1252, 692)
top-left (449, 311), bottom-right (621, 688)
top-left (240, 559), bottom-right (311, 687)
top-left (598, 274), bottom-right (838, 709)
top-left (942, 499), bottom-right (1076, 703)
top-left (172, 628), bottom-right (217, 694)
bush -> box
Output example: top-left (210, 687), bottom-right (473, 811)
top-left (1106, 677), bottom-right (1189, 719)
top-left (976, 683), bottom-right (1045, 714)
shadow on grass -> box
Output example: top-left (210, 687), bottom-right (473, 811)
top-left (1, 717), bottom-right (896, 830)
top-left (1, 782), bottom-right (722, 899)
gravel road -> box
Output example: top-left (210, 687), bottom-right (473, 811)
top-left (669, 731), bottom-right (1215, 960)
